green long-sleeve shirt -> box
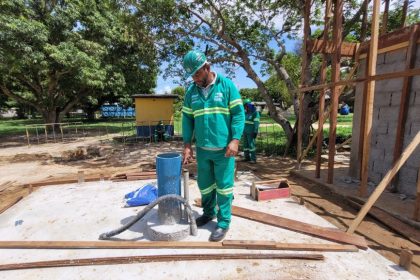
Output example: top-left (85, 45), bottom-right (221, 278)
top-left (182, 73), bottom-right (245, 148)
top-left (244, 111), bottom-right (260, 134)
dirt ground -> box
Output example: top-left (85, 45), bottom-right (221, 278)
top-left (0, 136), bottom-right (419, 277)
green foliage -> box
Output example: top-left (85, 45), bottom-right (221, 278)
top-left (0, 0), bottom-right (157, 123)
top-left (239, 88), bottom-right (261, 102)
top-left (171, 86), bottom-right (185, 112)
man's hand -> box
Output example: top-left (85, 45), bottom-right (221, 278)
top-left (183, 144), bottom-right (194, 165)
top-left (225, 139), bottom-right (239, 157)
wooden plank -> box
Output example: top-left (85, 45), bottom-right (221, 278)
top-left (0, 181), bottom-right (14, 192)
top-left (0, 240), bottom-right (357, 252)
top-left (307, 39), bottom-right (358, 57)
top-left (231, 206), bottom-right (368, 249)
top-left (346, 198), bottom-right (420, 246)
top-left (0, 196), bottom-right (23, 215)
top-left (399, 249), bottom-right (413, 271)
top-left (0, 253), bottom-right (324, 271)
top-left (348, 131), bottom-right (420, 233)
top-left (327, 0), bottom-right (343, 184)
top-left (391, 25), bottom-right (419, 191)
top-left (413, 167), bottom-right (420, 222)
top-left (223, 240), bottom-right (358, 252)
top-left (359, 0), bottom-right (380, 196)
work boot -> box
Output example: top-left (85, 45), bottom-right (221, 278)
top-left (249, 160), bottom-right (257, 164)
top-left (241, 158), bottom-right (251, 162)
top-left (195, 215), bottom-right (215, 227)
top-left (209, 227), bottom-right (229, 242)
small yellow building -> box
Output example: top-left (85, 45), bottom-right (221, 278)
top-left (132, 94), bottom-right (178, 137)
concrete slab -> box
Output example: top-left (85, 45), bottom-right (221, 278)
top-left (0, 173), bottom-right (416, 279)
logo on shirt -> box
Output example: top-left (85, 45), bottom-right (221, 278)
top-left (214, 92), bottom-right (224, 102)
top-left (191, 94), bottom-right (200, 104)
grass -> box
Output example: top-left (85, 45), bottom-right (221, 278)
top-left (0, 113), bottom-right (353, 158)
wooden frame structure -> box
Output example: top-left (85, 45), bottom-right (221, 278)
top-left (297, 0), bottom-right (420, 228)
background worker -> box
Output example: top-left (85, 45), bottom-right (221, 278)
top-left (181, 50), bottom-right (245, 242)
top-left (242, 99), bottom-right (260, 163)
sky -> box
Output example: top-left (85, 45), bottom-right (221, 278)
top-left (154, 0), bottom-right (420, 94)
top-left (155, 37), bottom-right (299, 94)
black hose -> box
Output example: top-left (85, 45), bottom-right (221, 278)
top-left (99, 194), bottom-right (197, 240)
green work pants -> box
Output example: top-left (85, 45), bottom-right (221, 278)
top-left (196, 147), bottom-right (235, 229)
top-left (243, 133), bottom-right (256, 161)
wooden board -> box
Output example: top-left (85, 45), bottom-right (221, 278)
top-left (346, 198), bottom-right (420, 246)
top-left (0, 196), bottom-right (23, 215)
top-left (0, 240), bottom-right (357, 252)
top-left (231, 206), bottom-right (368, 249)
top-left (0, 253), bottom-right (324, 271)
top-left (307, 39), bottom-right (358, 57)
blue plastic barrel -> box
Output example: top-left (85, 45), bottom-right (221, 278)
top-left (156, 153), bottom-right (182, 224)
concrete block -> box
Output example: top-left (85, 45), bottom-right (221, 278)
top-left (408, 121), bottom-right (420, 136)
top-left (409, 91), bottom-right (417, 105)
top-left (404, 148), bottom-right (420, 169)
top-left (376, 53), bottom-right (385, 65)
top-left (374, 91), bottom-right (393, 107)
top-left (374, 134), bottom-right (396, 149)
top-left (378, 106), bottom-right (400, 122)
top-left (375, 78), bottom-right (404, 92)
top-left (368, 171), bottom-right (382, 184)
top-left (398, 175), bottom-right (417, 196)
top-left (412, 77), bottom-right (420, 92)
top-left (407, 106), bottom-right (420, 122)
top-left (370, 147), bottom-right (385, 161)
top-left (398, 167), bottom-right (419, 184)
top-left (390, 91), bottom-right (402, 106)
top-left (376, 62), bottom-right (405, 75)
top-left (384, 49), bottom-right (406, 64)
top-left (373, 123), bottom-right (388, 135)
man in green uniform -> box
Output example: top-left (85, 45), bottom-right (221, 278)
top-left (242, 99), bottom-right (260, 163)
top-left (181, 50), bottom-right (245, 242)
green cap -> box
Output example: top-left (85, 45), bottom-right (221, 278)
top-left (183, 50), bottom-right (207, 78)
top-left (243, 98), bottom-right (252, 105)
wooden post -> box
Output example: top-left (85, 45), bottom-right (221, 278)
top-left (390, 25), bottom-right (419, 191)
top-left (381, 0), bottom-right (390, 35)
top-left (359, 0), bottom-right (380, 196)
top-left (413, 167), bottom-right (420, 222)
top-left (297, 0), bottom-right (311, 163)
top-left (358, 52), bottom-right (370, 180)
top-left (327, 0), bottom-right (343, 184)
top-left (348, 131), bottom-right (420, 233)
top-left (25, 128), bottom-right (30, 148)
top-left (78, 171), bottom-right (85, 184)
top-left (399, 249), bottom-right (413, 271)
top-left (316, 0), bottom-right (332, 178)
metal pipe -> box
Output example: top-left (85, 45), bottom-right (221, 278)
top-left (183, 169), bottom-right (190, 220)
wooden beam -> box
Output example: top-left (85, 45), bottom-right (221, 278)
top-left (346, 198), bottom-right (420, 246)
top-left (359, 0), bottom-right (380, 196)
top-left (413, 167), bottom-right (420, 222)
top-left (297, 0), bottom-right (311, 163)
top-left (391, 25), bottom-right (419, 190)
top-left (399, 249), bottom-right (413, 271)
top-left (0, 196), bottom-right (23, 215)
top-left (327, 0), bottom-right (343, 184)
top-left (0, 253), bottom-right (324, 271)
top-left (0, 240), bottom-right (358, 252)
top-left (307, 39), bottom-right (358, 57)
top-left (316, 0), bottom-right (332, 178)
top-left (348, 131), bottom-right (420, 233)
top-left (232, 206), bottom-right (368, 248)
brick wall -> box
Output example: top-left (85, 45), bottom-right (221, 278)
top-left (350, 47), bottom-right (420, 196)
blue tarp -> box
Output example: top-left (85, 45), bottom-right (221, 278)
top-left (101, 105), bottom-right (135, 118)
top-left (124, 183), bottom-right (158, 207)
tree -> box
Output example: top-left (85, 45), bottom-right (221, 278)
top-left (132, 0), bottom-right (323, 148)
top-left (0, 0), bottom-right (157, 124)
top-left (171, 86), bottom-right (185, 112)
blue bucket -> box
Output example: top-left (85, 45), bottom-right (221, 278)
top-left (156, 153), bottom-right (182, 224)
